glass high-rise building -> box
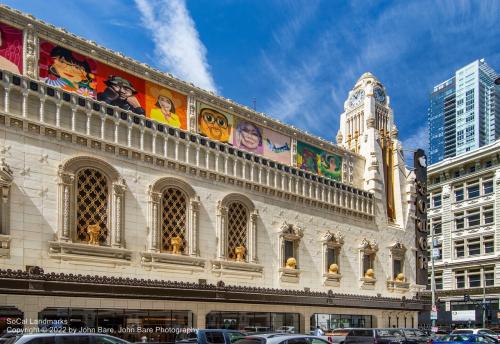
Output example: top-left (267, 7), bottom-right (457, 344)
top-left (428, 59), bottom-right (499, 164)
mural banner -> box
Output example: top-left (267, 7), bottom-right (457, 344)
top-left (197, 103), bottom-right (233, 144)
top-left (296, 141), bottom-right (342, 181)
top-left (262, 128), bottom-right (291, 165)
top-left (233, 118), bottom-right (264, 155)
top-left (38, 40), bottom-right (187, 129)
top-left (0, 22), bottom-right (23, 74)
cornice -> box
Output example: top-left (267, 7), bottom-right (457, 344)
top-left (0, 268), bottom-right (427, 310)
top-left (0, 4), bottom-right (357, 159)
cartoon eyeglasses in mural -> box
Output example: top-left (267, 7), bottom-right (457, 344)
top-left (97, 76), bottom-right (145, 115)
top-left (198, 108), bottom-right (231, 143)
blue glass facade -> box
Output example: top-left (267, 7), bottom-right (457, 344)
top-left (428, 59), bottom-right (499, 164)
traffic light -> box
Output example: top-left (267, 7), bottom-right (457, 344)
top-left (464, 294), bottom-right (470, 302)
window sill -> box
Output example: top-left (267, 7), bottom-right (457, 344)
top-left (48, 241), bottom-right (132, 266)
top-left (141, 251), bottom-right (206, 273)
top-left (279, 267), bottom-right (301, 283)
top-left (359, 277), bottom-right (377, 289)
top-left (211, 259), bottom-right (263, 279)
top-left (386, 280), bottom-right (410, 292)
top-left (323, 272), bottom-right (342, 286)
top-left (0, 234), bottom-right (11, 258)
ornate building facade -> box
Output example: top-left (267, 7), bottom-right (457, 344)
top-left (0, 5), bottom-right (426, 340)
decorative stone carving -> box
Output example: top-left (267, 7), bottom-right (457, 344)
top-left (322, 230), bottom-right (344, 247)
top-left (171, 236), bottom-right (182, 254)
top-left (364, 268), bottom-right (375, 279)
top-left (23, 23), bottom-right (38, 79)
top-left (329, 263), bottom-right (339, 274)
top-left (87, 224), bottom-right (102, 245)
top-left (279, 221), bottom-right (304, 240)
top-left (0, 159), bottom-right (13, 237)
top-left (235, 245), bottom-right (246, 262)
top-left (285, 257), bottom-right (297, 269)
top-left (360, 238), bottom-right (378, 252)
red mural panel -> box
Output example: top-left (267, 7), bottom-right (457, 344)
top-left (0, 22), bottom-right (23, 74)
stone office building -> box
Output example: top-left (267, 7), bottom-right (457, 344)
top-left (423, 140), bottom-right (500, 329)
top-left (0, 5), bottom-right (426, 341)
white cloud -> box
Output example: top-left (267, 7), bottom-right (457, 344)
top-left (402, 125), bottom-right (429, 165)
top-left (135, 0), bottom-right (217, 92)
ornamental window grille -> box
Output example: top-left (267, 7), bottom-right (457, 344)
top-left (161, 187), bottom-right (187, 253)
top-left (76, 168), bottom-right (109, 244)
top-left (227, 202), bottom-right (248, 260)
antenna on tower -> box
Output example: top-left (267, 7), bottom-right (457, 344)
top-left (252, 98), bottom-right (257, 111)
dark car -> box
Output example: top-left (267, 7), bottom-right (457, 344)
top-left (2, 333), bottom-right (131, 344)
top-left (176, 330), bottom-right (246, 344)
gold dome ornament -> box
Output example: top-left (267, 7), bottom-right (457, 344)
top-left (364, 268), bottom-right (375, 279)
top-left (235, 245), bottom-right (246, 262)
top-left (285, 257), bottom-right (297, 269)
top-left (170, 236), bottom-right (182, 254)
top-left (328, 263), bottom-right (339, 274)
top-left (395, 273), bottom-right (405, 282)
top-left (87, 224), bottom-right (102, 245)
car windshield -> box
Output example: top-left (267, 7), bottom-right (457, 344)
top-left (228, 332), bottom-right (246, 343)
top-left (441, 335), bottom-right (473, 342)
top-left (453, 330), bottom-right (473, 334)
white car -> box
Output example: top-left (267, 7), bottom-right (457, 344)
top-left (276, 327), bottom-right (295, 334)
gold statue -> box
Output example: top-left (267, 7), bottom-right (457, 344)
top-left (328, 263), bottom-right (339, 274)
top-left (395, 273), bottom-right (405, 282)
top-left (170, 236), bottom-right (182, 254)
top-left (364, 268), bottom-right (375, 279)
top-left (87, 224), bottom-right (101, 245)
top-left (235, 245), bottom-right (246, 262)
top-left (285, 257), bottom-right (297, 269)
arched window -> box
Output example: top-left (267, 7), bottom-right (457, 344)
top-left (161, 187), bottom-right (188, 253)
top-left (146, 177), bottom-right (199, 256)
top-left (216, 193), bottom-right (258, 263)
top-left (0, 159), bottom-right (13, 258)
top-left (227, 202), bottom-right (248, 261)
top-left (55, 156), bottom-right (126, 248)
top-left (76, 168), bottom-right (109, 244)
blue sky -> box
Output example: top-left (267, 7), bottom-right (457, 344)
top-left (5, 0), bottom-right (499, 161)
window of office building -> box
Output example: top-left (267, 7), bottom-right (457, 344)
top-left (432, 194), bottom-right (442, 208)
top-left (455, 271), bottom-right (465, 289)
top-left (431, 217), bottom-right (442, 235)
top-left (483, 179), bottom-right (493, 195)
top-left (467, 238), bottom-right (481, 256)
top-left (467, 183), bottom-right (480, 199)
top-left (455, 212), bottom-right (465, 230)
top-left (468, 269), bottom-right (481, 288)
top-left (455, 240), bottom-right (465, 258)
top-left (483, 236), bottom-right (494, 254)
top-left (466, 208), bottom-right (480, 228)
top-left (484, 267), bottom-right (495, 287)
top-left (454, 187), bottom-right (464, 202)
top-left (483, 206), bottom-right (494, 225)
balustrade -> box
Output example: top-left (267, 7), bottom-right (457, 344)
top-left (0, 70), bottom-right (374, 218)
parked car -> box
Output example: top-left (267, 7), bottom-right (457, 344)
top-left (451, 329), bottom-right (500, 340)
top-left (176, 329), bottom-right (246, 344)
top-left (234, 335), bottom-right (330, 344)
top-left (327, 328), bottom-right (428, 344)
top-left (243, 328), bottom-right (271, 335)
top-left (232, 334), bottom-right (291, 344)
top-left (2, 333), bottom-right (131, 344)
top-left (433, 334), bottom-right (498, 344)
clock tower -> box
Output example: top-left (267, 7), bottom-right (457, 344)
top-left (337, 73), bottom-right (412, 230)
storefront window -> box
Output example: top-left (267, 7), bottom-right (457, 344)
top-left (0, 307), bottom-right (23, 335)
top-left (310, 313), bottom-right (372, 332)
top-left (39, 308), bottom-right (193, 342)
top-left (206, 311), bottom-right (299, 333)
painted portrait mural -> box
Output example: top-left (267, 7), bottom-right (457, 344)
top-left (263, 128), bottom-right (291, 165)
top-left (145, 82), bottom-right (187, 129)
top-left (39, 41), bottom-right (146, 115)
top-left (233, 118), bottom-right (264, 155)
top-left (296, 141), bottom-right (342, 181)
top-left (197, 103), bottom-right (233, 144)
top-left (0, 22), bottom-right (23, 74)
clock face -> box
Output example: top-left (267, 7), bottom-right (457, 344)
top-left (349, 89), bottom-right (365, 108)
top-left (374, 87), bottom-right (386, 103)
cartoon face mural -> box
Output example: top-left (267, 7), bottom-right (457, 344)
top-left (39, 40), bottom-right (146, 115)
top-left (0, 22), bottom-right (22, 74)
top-left (297, 141), bottom-right (342, 181)
top-left (97, 75), bottom-right (145, 115)
top-left (39, 42), bottom-right (97, 98)
top-left (145, 82), bottom-right (187, 129)
top-left (198, 106), bottom-right (233, 143)
top-left (233, 119), bottom-right (263, 154)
